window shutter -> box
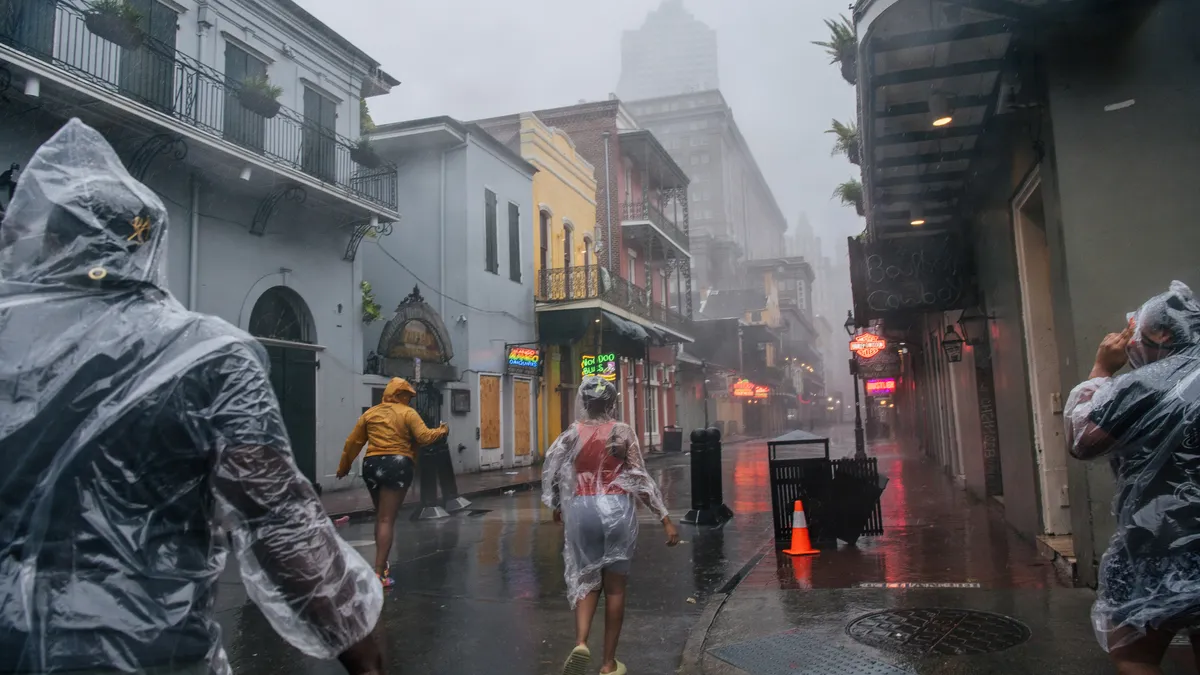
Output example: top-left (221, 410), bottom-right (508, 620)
top-left (485, 189), bottom-right (498, 273)
top-left (508, 202), bottom-right (521, 282)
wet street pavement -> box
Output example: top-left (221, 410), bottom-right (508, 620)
top-left (216, 438), bottom-right (775, 675)
top-left (214, 425), bottom-right (1197, 674)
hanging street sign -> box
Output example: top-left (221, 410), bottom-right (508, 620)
top-left (732, 379), bottom-right (756, 398)
top-left (865, 378), bottom-right (897, 396)
top-left (506, 346), bottom-right (540, 375)
top-left (581, 353), bottom-right (618, 381)
top-left (849, 332), bottom-right (887, 359)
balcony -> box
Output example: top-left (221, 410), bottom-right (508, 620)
top-left (0, 0), bottom-right (397, 212)
top-left (536, 265), bottom-right (692, 339)
top-left (621, 200), bottom-right (689, 256)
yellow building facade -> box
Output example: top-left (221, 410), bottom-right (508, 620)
top-left (515, 113), bottom-right (598, 454)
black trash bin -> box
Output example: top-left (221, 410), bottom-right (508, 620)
top-left (662, 426), bottom-right (683, 453)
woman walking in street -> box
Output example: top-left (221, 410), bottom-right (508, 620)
top-left (543, 376), bottom-right (680, 675)
top-left (338, 377), bottom-right (448, 588)
top-left (1066, 281), bottom-right (1200, 674)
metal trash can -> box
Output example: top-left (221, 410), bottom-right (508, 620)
top-left (662, 426), bottom-right (683, 453)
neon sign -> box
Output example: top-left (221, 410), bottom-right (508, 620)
top-left (581, 353), bottom-right (617, 381)
top-left (506, 347), bottom-right (540, 374)
top-left (732, 379), bottom-right (756, 397)
top-left (732, 379), bottom-right (771, 399)
top-left (865, 378), bottom-right (897, 396)
top-left (850, 332), bottom-right (887, 359)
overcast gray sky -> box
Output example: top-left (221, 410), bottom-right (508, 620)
top-left (295, 0), bottom-right (862, 254)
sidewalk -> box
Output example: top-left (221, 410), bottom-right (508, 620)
top-left (683, 434), bottom-right (1199, 674)
top-left (320, 449), bottom-right (679, 518)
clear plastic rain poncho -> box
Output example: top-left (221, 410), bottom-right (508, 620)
top-left (1065, 281), bottom-right (1200, 651)
top-left (0, 120), bottom-right (382, 673)
top-left (541, 376), bottom-right (669, 608)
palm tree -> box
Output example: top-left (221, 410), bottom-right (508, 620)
top-left (812, 14), bottom-right (857, 85)
top-left (833, 178), bottom-right (865, 217)
top-left (826, 119), bottom-right (861, 165)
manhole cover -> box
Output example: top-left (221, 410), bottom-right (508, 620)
top-left (847, 608), bottom-right (1030, 656)
top-left (710, 630), bottom-right (912, 675)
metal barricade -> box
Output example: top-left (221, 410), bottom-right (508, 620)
top-left (410, 380), bottom-right (470, 520)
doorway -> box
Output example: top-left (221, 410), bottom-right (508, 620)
top-left (1012, 166), bottom-right (1070, 535)
top-left (513, 378), bottom-right (532, 462)
top-left (249, 286), bottom-right (318, 484)
top-left (479, 374), bottom-right (502, 470)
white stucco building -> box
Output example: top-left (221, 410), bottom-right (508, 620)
top-left (0, 0), bottom-right (398, 489)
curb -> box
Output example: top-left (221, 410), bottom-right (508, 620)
top-left (676, 538), bottom-right (773, 675)
top-left (327, 450), bottom-right (681, 520)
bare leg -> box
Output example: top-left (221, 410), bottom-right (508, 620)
top-left (599, 570), bottom-right (627, 673)
top-left (373, 486), bottom-right (407, 574)
top-left (1110, 626), bottom-right (1173, 675)
top-left (575, 589), bottom-right (601, 646)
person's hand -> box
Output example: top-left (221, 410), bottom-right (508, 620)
top-left (336, 468), bottom-right (349, 480)
top-left (1093, 325), bottom-right (1134, 377)
top-left (553, 508), bottom-right (563, 525)
top-left (663, 518), bottom-right (680, 547)
top-left (439, 422), bottom-right (449, 435)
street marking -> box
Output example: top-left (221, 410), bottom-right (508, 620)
top-left (855, 582), bottom-right (981, 589)
top-left (344, 540), bottom-right (375, 548)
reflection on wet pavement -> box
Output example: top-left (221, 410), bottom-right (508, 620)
top-left (218, 438), bottom-right (775, 674)
top-left (741, 435), bottom-right (1064, 592)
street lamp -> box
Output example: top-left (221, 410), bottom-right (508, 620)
top-left (941, 325), bottom-right (965, 363)
top-left (846, 308), bottom-right (867, 460)
top-left (844, 310), bottom-right (856, 336)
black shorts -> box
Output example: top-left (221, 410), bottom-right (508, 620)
top-left (362, 454), bottom-right (415, 492)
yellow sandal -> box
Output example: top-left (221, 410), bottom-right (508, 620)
top-left (561, 645), bottom-right (590, 675)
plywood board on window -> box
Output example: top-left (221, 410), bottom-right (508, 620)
top-left (480, 375), bottom-right (501, 449)
top-left (514, 379), bottom-right (531, 456)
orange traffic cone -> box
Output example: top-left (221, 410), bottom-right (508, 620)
top-left (782, 500), bottom-right (819, 556)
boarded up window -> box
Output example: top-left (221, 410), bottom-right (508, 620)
top-left (479, 375), bottom-right (501, 449)
top-left (513, 379), bottom-right (531, 456)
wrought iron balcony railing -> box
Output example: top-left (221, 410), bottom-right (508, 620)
top-left (620, 200), bottom-right (689, 253)
top-left (536, 265), bottom-right (692, 337)
top-left (0, 0), bottom-right (397, 211)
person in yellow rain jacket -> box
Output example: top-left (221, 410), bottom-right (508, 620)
top-left (337, 377), bottom-right (448, 587)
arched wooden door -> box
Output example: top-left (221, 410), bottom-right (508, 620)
top-left (249, 286), bottom-right (318, 484)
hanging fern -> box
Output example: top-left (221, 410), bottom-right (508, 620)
top-left (812, 14), bottom-right (858, 85)
top-left (826, 119), bottom-right (861, 165)
top-left (361, 280), bottom-right (382, 324)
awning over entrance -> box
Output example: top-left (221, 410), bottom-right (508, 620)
top-left (537, 308), bottom-right (669, 359)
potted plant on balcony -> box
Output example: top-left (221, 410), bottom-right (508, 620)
top-left (826, 119), bottom-right (860, 166)
top-left (84, 0), bottom-right (145, 50)
top-left (833, 178), bottom-right (865, 217)
top-left (350, 137), bottom-right (383, 170)
top-left (812, 14), bottom-right (857, 85)
top-left (237, 75), bottom-right (283, 119)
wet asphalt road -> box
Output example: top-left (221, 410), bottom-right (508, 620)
top-left (215, 438), bottom-right (780, 675)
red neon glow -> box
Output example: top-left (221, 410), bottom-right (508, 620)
top-left (866, 378), bottom-right (897, 396)
top-left (850, 332), bottom-right (887, 359)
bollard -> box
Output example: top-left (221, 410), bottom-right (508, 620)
top-left (705, 426), bottom-right (734, 522)
top-left (682, 428), bottom-right (733, 525)
top-left (411, 445), bottom-right (450, 521)
top-left (682, 428), bottom-right (713, 525)
top-left (436, 439), bottom-right (472, 513)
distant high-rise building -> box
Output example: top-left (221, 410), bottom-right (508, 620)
top-left (617, 0), bottom-right (719, 101)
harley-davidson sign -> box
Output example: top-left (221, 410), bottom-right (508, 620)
top-left (849, 333), bottom-right (887, 359)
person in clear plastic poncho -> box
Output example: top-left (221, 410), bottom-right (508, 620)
top-left (1065, 281), bottom-right (1200, 671)
top-left (542, 375), bottom-right (679, 675)
top-left (0, 119), bottom-right (384, 674)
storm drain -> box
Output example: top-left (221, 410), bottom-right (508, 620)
top-left (846, 608), bottom-right (1030, 656)
top-left (709, 630), bottom-right (912, 675)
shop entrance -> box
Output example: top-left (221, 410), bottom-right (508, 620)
top-left (1013, 166), bottom-right (1070, 536)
